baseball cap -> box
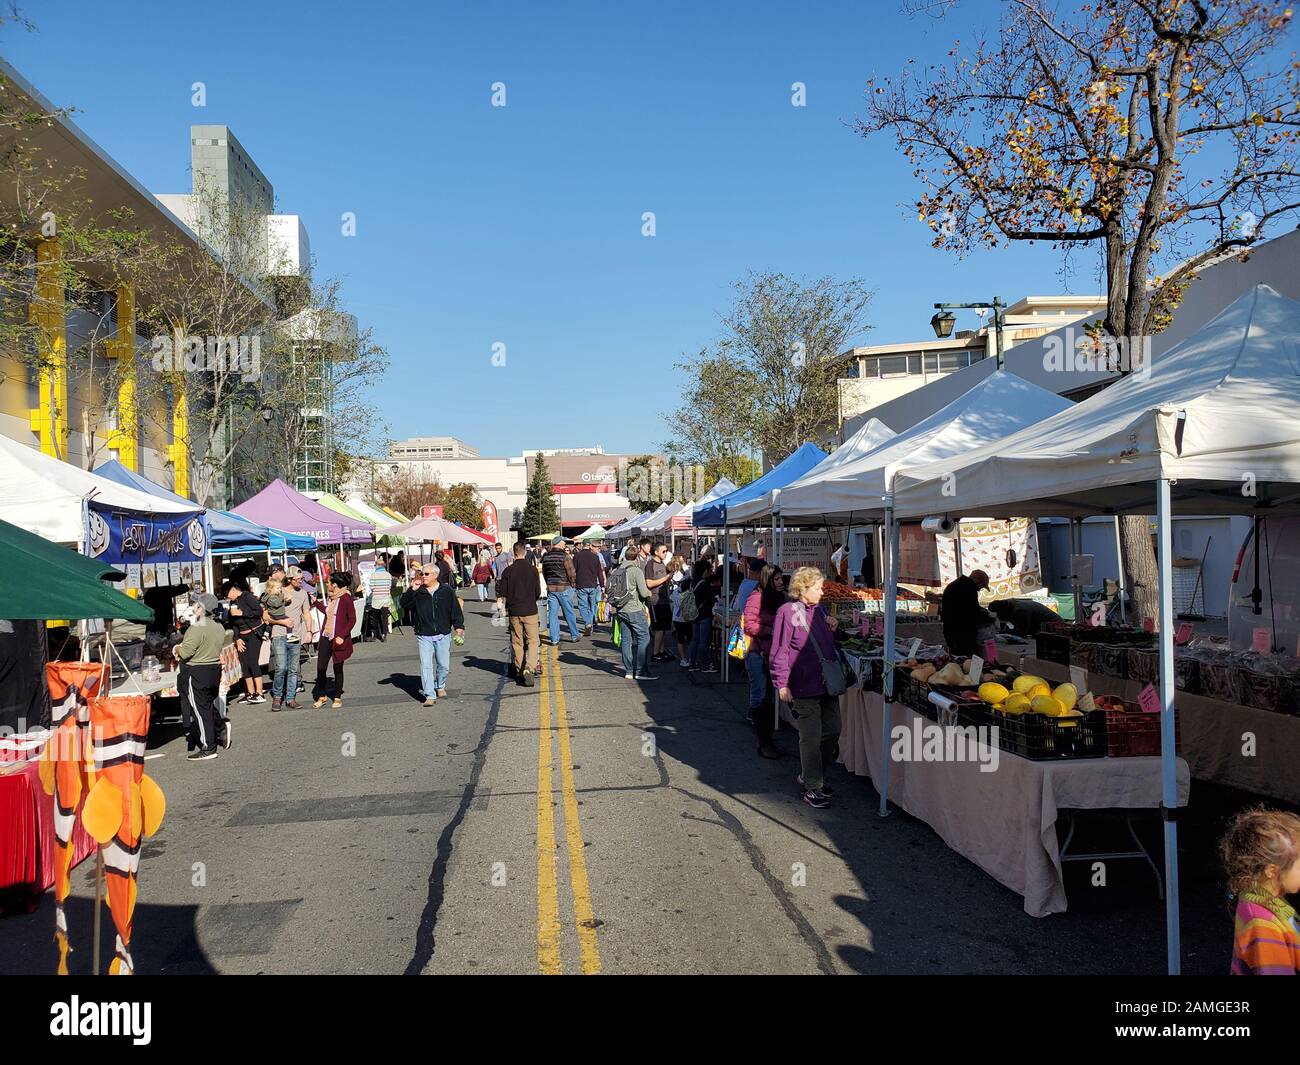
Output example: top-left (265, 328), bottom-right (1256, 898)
top-left (196, 592), bottom-right (219, 613)
top-left (287, 566), bottom-right (303, 578)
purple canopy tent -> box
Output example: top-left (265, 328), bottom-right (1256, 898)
top-left (232, 480), bottom-right (373, 567)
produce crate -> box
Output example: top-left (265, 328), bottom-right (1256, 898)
top-left (1198, 659), bottom-right (1243, 703)
top-left (1104, 707), bottom-right (1182, 757)
top-left (986, 708), bottom-right (1107, 760)
top-left (1093, 643), bottom-right (1129, 679)
top-left (1035, 630), bottom-right (1072, 666)
top-left (1239, 667), bottom-right (1299, 716)
top-left (1127, 647), bottom-right (1160, 687)
top-left (1174, 655), bottom-right (1200, 695)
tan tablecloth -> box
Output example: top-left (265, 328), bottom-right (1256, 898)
top-left (1022, 655), bottom-right (1300, 806)
top-left (805, 690), bottom-right (1190, 917)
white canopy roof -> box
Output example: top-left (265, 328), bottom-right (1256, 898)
top-left (728, 419), bottom-right (896, 524)
top-left (0, 433), bottom-right (202, 544)
top-left (735, 371), bottom-right (1072, 525)
top-left (892, 284), bottom-right (1300, 519)
top-left (675, 477), bottom-right (739, 526)
top-left (639, 501), bottom-right (684, 533)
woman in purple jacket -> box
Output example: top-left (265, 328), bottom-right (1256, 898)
top-left (768, 566), bottom-right (841, 809)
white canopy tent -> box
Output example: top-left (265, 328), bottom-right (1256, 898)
top-left (573, 523), bottom-right (607, 541)
top-left (730, 373), bottom-right (1073, 526)
top-left (638, 501), bottom-right (684, 534)
top-left (674, 477), bottom-right (739, 529)
top-left (727, 418), bottom-right (897, 525)
top-left (888, 284), bottom-right (1300, 975)
top-left (0, 433), bottom-right (201, 545)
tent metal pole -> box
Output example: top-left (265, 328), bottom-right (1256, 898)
top-left (1156, 477), bottom-right (1181, 975)
top-left (879, 503), bottom-right (899, 818)
top-left (722, 520), bottom-right (730, 682)
top-left (1070, 518), bottom-right (1084, 623)
top-left (1113, 516), bottom-right (1127, 624)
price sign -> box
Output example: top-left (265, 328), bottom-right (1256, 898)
top-left (1252, 628), bottom-right (1272, 654)
top-left (983, 638), bottom-right (998, 665)
top-left (907, 638), bottom-right (921, 660)
top-left (1137, 683), bottom-right (1161, 713)
top-left (967, 655), bottom-right (983, 685)
top-left (1142, 617), bottom-right (1155, 633)
top-left (1175, 622), bottom-right (1194, 646)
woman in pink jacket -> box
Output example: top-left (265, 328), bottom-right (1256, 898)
top-left (768, 567), bottom-right (841, 809)
top-left (743, 564), bottom-right (785, 760)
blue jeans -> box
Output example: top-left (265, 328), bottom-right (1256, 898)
top-left (617, 608), bottom-right (651, 677)
top-left (417, 633), bottom-right (451, 698)
top-left (547, 588), bottom-right (580, 644)
top-left (689, 617), bottom-right (713, 668)
top-left (745, 649), bottom-right (769, 710)
top-left (575, 587), bottom-right (600, 629)
top-left (270, 634), bottom-right (300, 701)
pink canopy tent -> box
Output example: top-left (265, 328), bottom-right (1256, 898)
top-left (377, 515), bottom-right (491, 545)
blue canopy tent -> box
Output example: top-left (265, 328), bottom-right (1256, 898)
top-left (691, 442), bottom-right (828, 528)
top-left (91, 462), bottom-right (316, 588)
top-left (689, 442), bottom-right (827, 681)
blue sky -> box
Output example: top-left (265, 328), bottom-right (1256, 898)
top-left (4, 0), bottom-right (1097, 457)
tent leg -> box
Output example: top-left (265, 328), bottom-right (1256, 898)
top-left (879, 504), bottom-right (900, 818)
top-left (722, 530), bottom-right (730, 682)
top-left (204, 552), bottom-right (215, 595)
top-left (1113, 516), bottom-right (1127, 624)
top-left (1156, 478), bottom-right (1181, 975)
top-left (1071, 518), bottom-right (1084, 623)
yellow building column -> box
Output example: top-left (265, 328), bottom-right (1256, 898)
top-left (168, 381), bottom-right (190, 498)
top-left (105, 282), bottom-right (138, 470)
top-left (26, 239), bottom-right (67, 458)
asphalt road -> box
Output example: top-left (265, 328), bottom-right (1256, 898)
top-left (0, 594), bottom-right (1244, 974)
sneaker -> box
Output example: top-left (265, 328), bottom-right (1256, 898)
top-left (221, 720), bottom-right (233, 751)
top-left (187, 747), bottom-right (218, 762)
top-left (297, 683), bottom-right (305, 694)
top-left (522, 672), bottom-right (535, 687)
top-left (284, 700), bottom-right (301, 710)
top-left (701, 665), bottom-right (718, 674)
top-left (757, 743), bottom-right (781, 760)
top-left (636, 673), bottom-right (658, 682)
top-left (247, 695), bottom-right (265, 705)
top-left (797, 775), bottom-right (833, 797)
top-left (271, 698), bottom-right (283, 710)
top-left (423, 698), bottom-right (436, 707)
top-left (436, 689), bottom-right (447, 699)
top-left (802, 789), bottom-right (830, 809)
top-left (679, 659), bottom-right (690, 668)
top-left (625, 672), bottom-right (635, 680)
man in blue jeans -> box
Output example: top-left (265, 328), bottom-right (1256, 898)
top-left (541, 537), bottom-right (581, 645)
top-left (399, 563), bottom-right (466, 706)
top-left (270, 567), bottom-right (312, 711)
top-left (572, 540), bottom-right (604, 633)
top-left (610, 545), bottom-right (656, 681)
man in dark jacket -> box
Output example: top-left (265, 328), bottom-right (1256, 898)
top-left (541, 537), bottom-right (581, 646)
top-left (499, 542), bottom-right (543, 684)
top-left (941, 569), bottom-right (991, 657)
top-left (400, 563), bottom-right (465, 706)
top-left (572, 541), bottom-right (604, 635)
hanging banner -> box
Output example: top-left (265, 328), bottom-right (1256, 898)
top-left (481, 500), bottom-right (498, 539)
top-left (85, 501), bottom-right (206, 570)
top-left (420, 505), bottom-right (445, 519)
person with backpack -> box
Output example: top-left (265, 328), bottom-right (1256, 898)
top-left (607, 544), bottom-right (655, 682)
top-left (743, 564), bottom-right (786, 760)
top-left (684, 559), bottom-right (720, 673)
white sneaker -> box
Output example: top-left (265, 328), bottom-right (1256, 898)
top-left (625, 672), bottom-right (635, 680)
top-left (679, 659), bottom-right (689, 667)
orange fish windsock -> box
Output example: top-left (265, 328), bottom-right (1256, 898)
top-left (41, 662), bottom-right (106, 975)
top-left (82, 692), bottom-right (164, 976)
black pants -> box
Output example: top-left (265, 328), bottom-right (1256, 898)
top-left (180, 662), bottom-right (222, 751)
top-left (237, 630), bottom-right (263, 685)
top-left (364, 606), bottom-right (389, 640)
top-left (314, 642), bottom-right (344, 699)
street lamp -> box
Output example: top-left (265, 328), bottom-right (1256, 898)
top-left (930, 297), bottom-right (1006, 369)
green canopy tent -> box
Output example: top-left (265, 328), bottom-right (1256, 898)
top-left (0, 517), bottom-right (151, 622)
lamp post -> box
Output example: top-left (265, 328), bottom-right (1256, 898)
top-left (931, 297), bottom-right (1006, 370)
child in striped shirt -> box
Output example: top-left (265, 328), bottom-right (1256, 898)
top-left (1220, 807), bottom-right (1300, 975)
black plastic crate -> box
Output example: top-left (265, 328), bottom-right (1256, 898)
top-left (985, 708), bottom-right (1107, 760)
top-left (1035, 631), bottom-right (1072, 666)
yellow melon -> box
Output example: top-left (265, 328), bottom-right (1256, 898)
top-left (1030, 694), bottom-right (1066, 716)
top-left (1052, 683), bottom-right (1078, 711)
top-left (978, 682), bottom-right (1009, 705)
top-left (1012, 674), bottom-right (1046, 695)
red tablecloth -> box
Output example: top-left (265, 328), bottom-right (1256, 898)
top-left (0, 760), bottom-right (94, 915)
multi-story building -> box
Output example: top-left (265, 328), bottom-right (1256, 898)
top-left (837, 295), bottom-right (1106, 432)
top-left (389, 436), bottom-right (480, 460)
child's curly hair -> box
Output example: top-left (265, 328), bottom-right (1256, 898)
top-left (1219, 806), bottom-right (1300, 898)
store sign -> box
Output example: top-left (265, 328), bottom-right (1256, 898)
top-left (778, 531), bottom-right (831, 573)
top-left (481, 500), bottom-right (498, 538)
top-left (553, 483), bottom-right (617, 494)
top-left (86, 501), bottom-right (206, 593)
top-left (421, 505), bottom-right (445, 519)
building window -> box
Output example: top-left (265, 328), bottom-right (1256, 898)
top-left (907, 354), bottom-right (922, 375)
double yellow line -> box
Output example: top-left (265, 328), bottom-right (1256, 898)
top-left (536, 642), bottom-right (601, 975)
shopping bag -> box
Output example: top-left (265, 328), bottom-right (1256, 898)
top-left (612, 615), bottom-right (622, 648)
top-left (597, 599), bottom-right (609, 624)
top-left (727, 623), bottom-right (750, 660)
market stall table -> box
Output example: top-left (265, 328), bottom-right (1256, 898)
top-left (785, 690), bottom-right (1190, 916)
top-left (0, 759), bottom-right (95, 915)
top-left (1022, 654), bottom-right (1300, 806)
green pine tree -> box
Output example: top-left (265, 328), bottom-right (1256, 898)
top-left (520, 453), bottom-right (561, 540)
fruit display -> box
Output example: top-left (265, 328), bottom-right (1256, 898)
top-left (820, 582), bottom-right (927, 602)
